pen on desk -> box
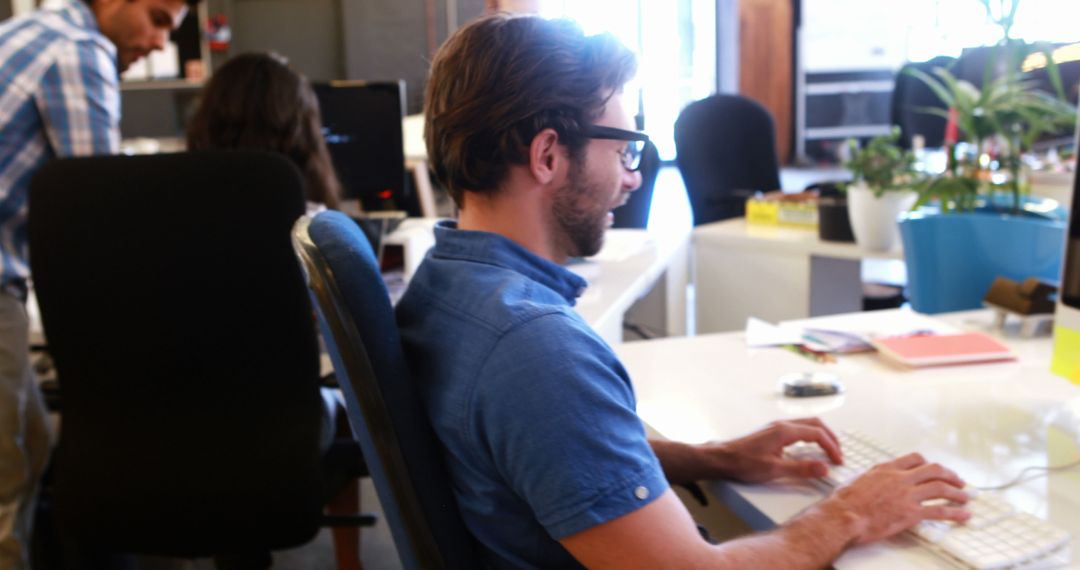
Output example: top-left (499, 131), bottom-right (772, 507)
top-left (783, 344), bottom-right (836, 364)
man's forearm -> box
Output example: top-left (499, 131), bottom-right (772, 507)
top-left (710, 497), bottom-right (864, 568)
top-left (651, 438), bottom-right (865, 567)
top-left (649, 438), bottom-right (734, 485)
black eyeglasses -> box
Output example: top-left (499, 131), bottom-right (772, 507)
top-left (584, 125), bottom-right (650, 172)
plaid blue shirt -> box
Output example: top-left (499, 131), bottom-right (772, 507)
top-left (0, 1), bottom-right (119, 289)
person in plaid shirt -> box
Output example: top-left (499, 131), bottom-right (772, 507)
top-left (0, 0), bottom-right (194, 566)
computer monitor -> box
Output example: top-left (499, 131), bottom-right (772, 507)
top-left (312, 80), bottom-right (421, 216)
top-left (1053, 106), bottom-right (1080, 383)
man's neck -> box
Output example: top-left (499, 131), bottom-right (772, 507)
top-left (458, 182), bottom-right (566, 265)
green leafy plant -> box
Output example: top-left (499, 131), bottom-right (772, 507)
top-left (911, 173), bottom-right (981, 213)
top-left (843, 128), bottom-right (920, 198)
top-left (907, 0), bottom-right (1078, 214)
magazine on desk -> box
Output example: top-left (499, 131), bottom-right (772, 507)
top-left (776, 309), bottom-right (1018, 367)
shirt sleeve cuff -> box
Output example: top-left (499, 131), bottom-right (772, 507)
top-left (542, 462), bottom-right (671, 540)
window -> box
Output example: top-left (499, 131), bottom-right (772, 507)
top-left (905, 0), bottom-right (1080, 62)
top-left (804, 0), bottom-right (1080, 70)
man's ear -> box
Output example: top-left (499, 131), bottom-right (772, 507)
top-left (528, 128), bottom-right (565, 185)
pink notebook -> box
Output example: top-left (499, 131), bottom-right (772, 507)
top-left (871, 332), bottom-right (1016, 367)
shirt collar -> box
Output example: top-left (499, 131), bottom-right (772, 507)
top-left (61, 0), bottom-right (101, 33)
top-left (431, 220), bottom-right (588, 305)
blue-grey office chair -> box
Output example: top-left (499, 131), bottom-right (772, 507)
top-left (291, 211), bottom-right (482, 569)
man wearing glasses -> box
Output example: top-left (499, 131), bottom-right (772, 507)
top-left (398, 13), bottom-right (969, 569)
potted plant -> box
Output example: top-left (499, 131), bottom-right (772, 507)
top-left (897, 0), bottom-right (1077, 313)
top-left (843, 128), bottom-right (921, 252)
top-left (905, 58), bottom-right (1075, 214)
top-left (815, 182), bottom-right (855, 243)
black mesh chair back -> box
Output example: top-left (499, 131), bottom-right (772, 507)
top-left (892, 55), bottom-right (957, 150)
top-left (28, 151), bottom-right (324, 557)
top-left (674, 94), bottom-right (781, 226)
top-left (292, 211), bottom-right (482, 569)
top-left (612, 139), bottom-right (661, 229)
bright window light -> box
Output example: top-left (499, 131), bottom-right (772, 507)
top-left (539, 0), bottom-right (716, 161)
top-left (804, 0), bottom-right (1080, 70)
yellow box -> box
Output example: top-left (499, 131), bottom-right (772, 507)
top-left (746, 194), bottom-right (819, 230)
top-left (1052, 325), bottom-right (1080, 384)
top-left (746, 199), bottom-right (780, 225)
top-left (777, 203), bottom-right (819, 229)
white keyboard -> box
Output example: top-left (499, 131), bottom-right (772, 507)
top-left (785, 431), bottom-right (1071, 569)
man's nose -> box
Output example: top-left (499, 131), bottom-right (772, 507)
top-left (624, 169), bottom-right (643, 192)
top-left (151, 29), bottom-right (169, 51)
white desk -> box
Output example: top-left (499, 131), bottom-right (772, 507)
top-left (401, 114), bottom-right (439, 217)
top-left (403, 114), bottom-right (426, 162)
top-left (693, 218), bottom-right (904, 334)
top-left (569, 227), bottom-right (690, 346)
top-left (615, 308), bottom-right (1080, 569)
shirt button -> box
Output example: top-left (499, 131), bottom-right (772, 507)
top-left (634, 486), bottom-right (649, 500)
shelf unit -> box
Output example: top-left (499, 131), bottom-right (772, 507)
top-left (797, 69), bottom-right (895, 163)
top-left (797, 69), bottom-right (895, 162)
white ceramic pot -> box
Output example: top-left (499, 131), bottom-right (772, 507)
top-left (846, 182), bottom-right (918, 252)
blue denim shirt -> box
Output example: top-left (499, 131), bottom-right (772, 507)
top-left (396, 221), bottom-right (668, 569)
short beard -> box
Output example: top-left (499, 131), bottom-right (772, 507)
top-left (552, 160), bottom-right (606, 258)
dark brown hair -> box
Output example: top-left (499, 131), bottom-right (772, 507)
top-left (424, 14), bottom-right (637, 207)
top-left (187, 52), bottom-right (341, 209)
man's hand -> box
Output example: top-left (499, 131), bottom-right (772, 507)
top-left (702, 417), bottom-right (844, 483)
top-left (824, 452), bottom-right (971, 544)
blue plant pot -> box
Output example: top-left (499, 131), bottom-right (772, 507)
top-left (898, 209), bottom-right (1066, 314)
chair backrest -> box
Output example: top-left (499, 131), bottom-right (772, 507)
top-left (612, 139), bottom-right (661, 229)
top-left (674, 94), bottom-right (781, 226)
top-left (891, 56), bottom-right (956, 150)
top-left (292, 211), bottom-right (482, 570)
top-left (28, 151), bottom-right (324, 556)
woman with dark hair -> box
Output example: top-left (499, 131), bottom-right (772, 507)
top-left (189, 52), bottom-right (347, 451)
top-left (187, 53), bottom-right (364, 569)
top-left (187, 52), bottom-right (341, 211)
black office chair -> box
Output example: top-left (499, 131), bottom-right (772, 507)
top-left (612, 139), bottom-right (661, 229)
top-left (674, 94), bottom-right (781, 226)
top-left (292, 211), bottom-right (483, 569)
top-left (28, 151), bottom-right (367, 568)
top-left (892, 55), bottom-right (957, 150)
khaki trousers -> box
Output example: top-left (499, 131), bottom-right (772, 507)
top-left (0, 293), bottom-right (50, 569)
